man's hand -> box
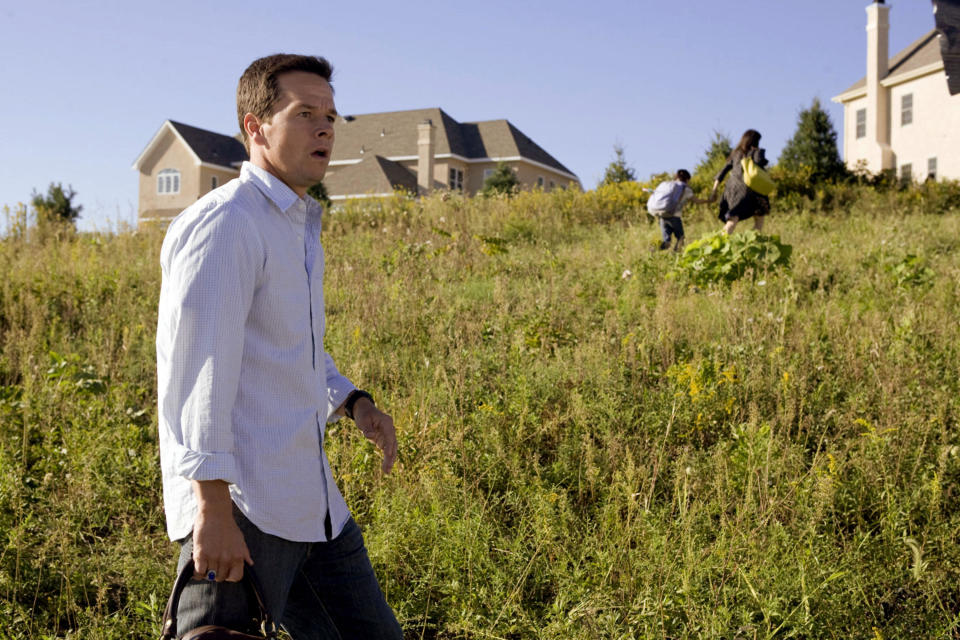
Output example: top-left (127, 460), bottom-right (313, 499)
top-left (351, 398), bottom-right (398, 474)
top-left (191, 480), bottom-right (253, 582)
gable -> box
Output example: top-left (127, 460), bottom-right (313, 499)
top-left (837, 30), bottom-right (944, 99)
top-left (133, 120), bottom-right (248, 173)
top-left (169, 120), bottom-right (248, 169)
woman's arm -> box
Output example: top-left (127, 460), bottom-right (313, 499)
top-left (711, 154), bottom-right (736, 200)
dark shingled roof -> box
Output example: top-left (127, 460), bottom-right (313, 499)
top-left (169, 120), bottom-right (248, 168)
top-left (331, 108), bottom-right (575, 176)
top-left (839, 30), bottom-right (943, 96)
top-left (323, 155), bottom-right (418, 196)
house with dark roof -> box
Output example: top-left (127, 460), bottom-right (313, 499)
top-left (832, 1), bottom-right (960, 181)
top-left (323, 108), bottom-right (580, 200)
top-left (133, 110), bottom-right (579, 224)
top-left (132, 120), bottom-right (247, 223)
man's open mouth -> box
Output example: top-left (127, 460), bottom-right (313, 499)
top-left (312, 150), bottom-right (328, 158)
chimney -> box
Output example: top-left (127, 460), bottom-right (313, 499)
top-left (866, 1), bottom-right (894, 169)
top-left (417, 119), bottom-right (435, 195)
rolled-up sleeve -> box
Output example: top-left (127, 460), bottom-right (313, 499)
top-left (324, 351), bottom-right (356, 423)
top-left (157, 201), bottom-right (261, 485)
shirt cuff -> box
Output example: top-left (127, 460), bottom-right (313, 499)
top-left (327, 377), bottom-right (357, 423)
top-left (172, 443), bottom-right (240, 484)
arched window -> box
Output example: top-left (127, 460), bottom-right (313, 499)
top-left (157, 169), bottom-right (181, 195)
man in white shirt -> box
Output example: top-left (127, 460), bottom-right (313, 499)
top-left (156, 54), bottom-right (402, 638)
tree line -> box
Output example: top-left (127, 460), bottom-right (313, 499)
top-left (599, 98), bottom-right (860, 195)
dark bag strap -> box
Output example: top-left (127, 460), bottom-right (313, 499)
top-left (159, 559), bottom-right (277, 639)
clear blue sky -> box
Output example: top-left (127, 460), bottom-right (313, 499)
top-left (0, 0), bottom-right (937, 231)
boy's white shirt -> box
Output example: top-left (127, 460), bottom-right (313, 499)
top-left (673, 182), bottom-right (694, 217)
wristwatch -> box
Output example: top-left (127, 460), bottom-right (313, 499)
top-left (344, 389), bottom-right (374, 420)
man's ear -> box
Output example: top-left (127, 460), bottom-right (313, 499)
top-left (243, 113), bottom-right (265, 147)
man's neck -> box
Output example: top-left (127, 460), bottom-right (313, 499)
top-left (249, 157), bottom-right (307, 198)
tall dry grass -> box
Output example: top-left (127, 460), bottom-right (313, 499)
top-left (1, 183), bottom-right (959, 638)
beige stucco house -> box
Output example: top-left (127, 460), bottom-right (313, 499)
top-left (832, 1), bottom-right (960, 182)
top-left (132, 120), bottom-right (247, 223)
top-left (323, 108), bottom-right (580, 200)
top-left (133, 110), bottom-right (579, 224)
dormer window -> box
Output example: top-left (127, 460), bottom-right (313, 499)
top-left (157, 169), bottom-right (181, 194)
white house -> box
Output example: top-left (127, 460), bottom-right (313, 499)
top-left (832, 1), bottom-right (960, 181)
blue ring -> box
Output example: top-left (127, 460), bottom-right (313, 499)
top-left (206, 570), bottom-right (216, 581)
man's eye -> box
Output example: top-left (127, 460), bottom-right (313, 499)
top-left (299, 111), bottom-right (311, 117)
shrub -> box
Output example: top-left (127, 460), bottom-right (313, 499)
top-left (676, 229), bottom-right (792, 285)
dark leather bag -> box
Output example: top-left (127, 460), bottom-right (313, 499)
top-left (159, 559), bottom-right (278, 639)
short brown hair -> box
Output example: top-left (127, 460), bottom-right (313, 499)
top-left (236, 54), bottom-right (334, 150)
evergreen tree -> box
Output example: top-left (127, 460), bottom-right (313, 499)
top-left (307, 181), bottom-right (332, 209)
top-left (481, 162), bottom-right (520, 196)
top-left (599, 144), bottom-right (636, 186)
top-left (31, 183), bottom-right (82, 225)
top-left (690, 132), bottom-right (732, 192)
top-left (778, 98), bottom-right (847, 183)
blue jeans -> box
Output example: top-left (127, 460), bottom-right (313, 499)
top-left (174, 508), bottom-right (402, 639)
top-left (659, 216), bottom-right (684, 249)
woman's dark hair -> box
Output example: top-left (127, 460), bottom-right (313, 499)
top-left (732, 129), bottom-right (762, 157)
top-left (675, 169), bottom-right (691, 182)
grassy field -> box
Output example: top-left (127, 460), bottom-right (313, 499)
top-left (1, 184), bottom-right (959, 639)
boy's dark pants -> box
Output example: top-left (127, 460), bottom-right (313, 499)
top-left (659, 216), bottom-right (684, 250)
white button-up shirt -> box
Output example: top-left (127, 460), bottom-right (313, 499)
top-left (157, 162), bottom-right (355, 543)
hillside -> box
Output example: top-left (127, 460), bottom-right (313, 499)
top-left (1, 184), bottom-right (959, 638)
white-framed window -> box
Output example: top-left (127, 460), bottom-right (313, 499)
top-left (856, 108), bottom-right (867, 139)
top-left (549, 180), bottom-right (556, 189)
top-left (900, 163), bottom-right (912, 184)
top-left (211, 176), bottom-right (218, 190)
top-left (448, 167), bottom-right (463, 191)
top-left (483, 169), bottom-right (495, 181)
top-left (536, 176), bottom-right (544, 188)
top-left (157, 169), bottom-right (181, 194)
top-left (928, 157), bottom-right (937, 181)
top-left (901, 94), bottom-right (913, 126)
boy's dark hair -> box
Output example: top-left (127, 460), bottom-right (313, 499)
top-left (236, 54), bottom-right (334, 150)
top-left (676, 169), bottom-right (691, 182)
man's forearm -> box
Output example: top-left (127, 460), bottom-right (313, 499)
top-left (192, 479), bottom-right (233, 517)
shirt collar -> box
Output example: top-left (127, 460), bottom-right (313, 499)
top-left (241, 161), bottom-right (303, 215)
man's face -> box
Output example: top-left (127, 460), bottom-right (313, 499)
top-left (247, 71), bottom-right (336, 196)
